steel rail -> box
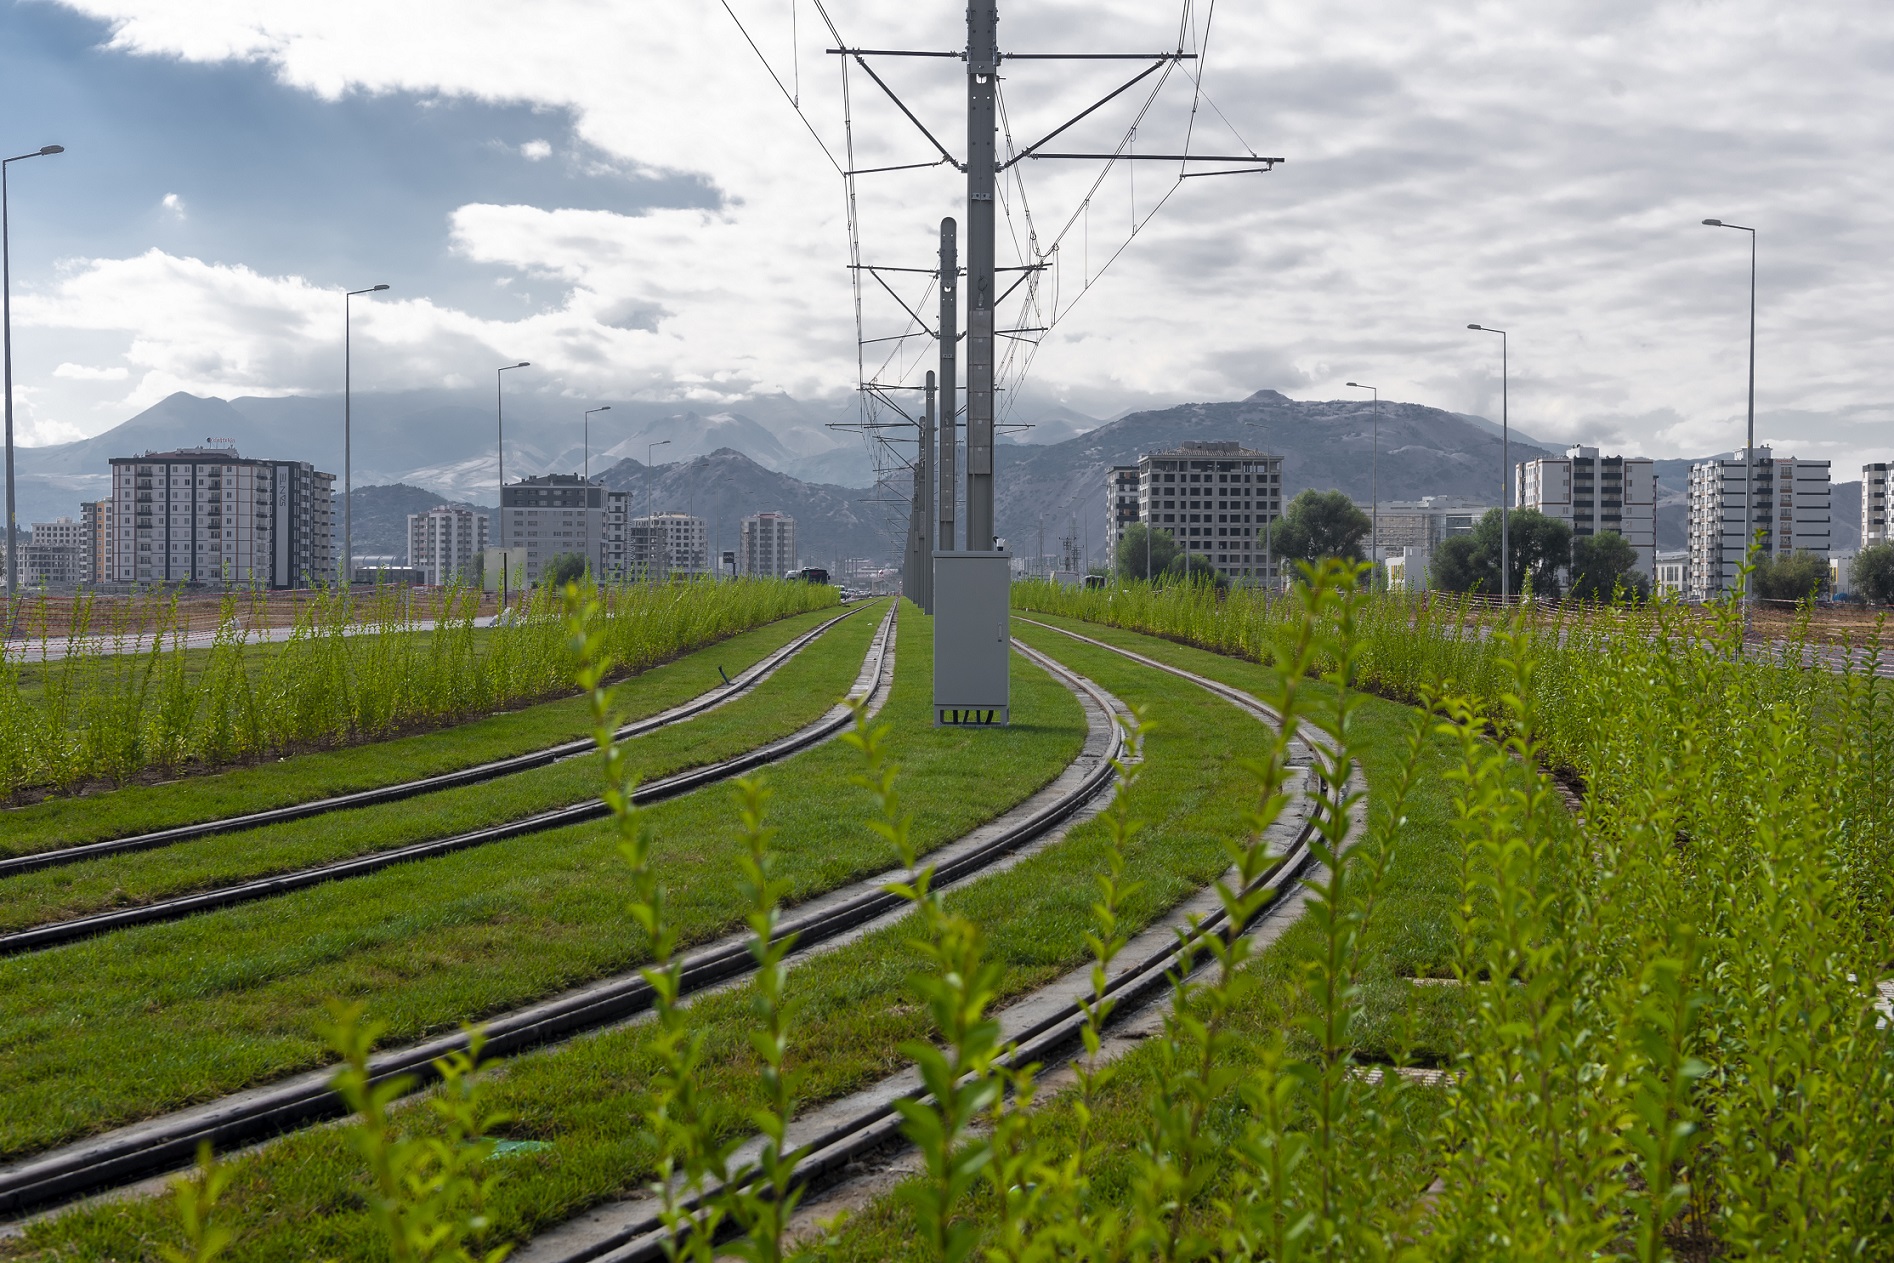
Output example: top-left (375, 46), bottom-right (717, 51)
top-left (0, 615), bottom-right (1132, 1217)
top-left (517, 627), bottom-right (1357, 1263)
top-left (0, 606), bottom-right (893, 959)
top-left (0, 603), bottom-right (871, 880)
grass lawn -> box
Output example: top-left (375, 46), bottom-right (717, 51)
top-left (801, 613), bottom-right (1478, 1260)
top-left (0, 604), bottom-right (887, 933)
top-left (0, 602), bottom-right (1086, 1169)
top-left (5, 610), bottom-right (1337, 1261)
top-left (0, 604), bottom-right (855, 859)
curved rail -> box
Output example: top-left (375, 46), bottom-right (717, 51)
top-left (516, 625), bottom-right (1359, 1263)
top-left (0, 618), bottom-right (1133, 1218)
top-left (0, 602), bottom-right (870, 880)
top-left (0, 605), bottom-right (891, 959)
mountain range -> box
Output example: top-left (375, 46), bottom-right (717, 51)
top-left (11, 387), bottom-right (1864, 567)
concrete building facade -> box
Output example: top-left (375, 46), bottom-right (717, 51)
top-left (406, 505), bottom-right (490, 587)
top-left (498, 474), bottom-right (631, 585)
top-left (1517, 446), bottom-right (1658, 576)
top-left (1653, 549), bottom-right (1688, 598)
top-left (1863, 463), bottom-right (1888, 550)
top-left (105, 448), bottom-right (334, 588)
top-left (20, 519), bottom-right (85, 588)
top-left (630, 512), bottom-right (709, 579)
top-left (81, 499), bottom-right (111, 586)
top-left (1106, 441), bottom-right (1283, 585)
top-left (1687, 449), bottom-right (1832, 601)
top-left (739, 512), bottom-right (797, 577)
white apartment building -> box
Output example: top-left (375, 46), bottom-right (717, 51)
top-left (1105, 441), bottom-right (1284, 584)
top-left (21, 518), bottom-right (86, 588)
top-left (406, 505), bottom-right (490, 587)
top-left (1653, 550), bottom-right (1687, 598)
top-left (740, 512), bottom-right (797, 577)
top-left (105, 448), bottom-right (334, 588)
top-left (629, 512), bottom-right (709, 579)
top-left (1863, 463), bottom-right (1888, 549)
top-left (498, 474), bottom-right (631, 586)
top-left (1686, 448), bottom-right (1831, 601)
top-left (1517, 446), bottom-right (1658, 577)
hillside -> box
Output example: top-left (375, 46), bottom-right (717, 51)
top-left (991, 389), bottom-right (1556, 554)
top-left (598, 447), bottom-right (895, 571)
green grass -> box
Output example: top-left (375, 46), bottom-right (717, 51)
top-left (0, 604), bottom-right (852, 859)
top-left (0, 607), bottom-right (1277, 1260)
top-left (0, 602), bottom-right (1086, 1167)
top-left (0, 604), bottom-right (887, 933)
top-left (800, 614), bottom-right (1470, 1262)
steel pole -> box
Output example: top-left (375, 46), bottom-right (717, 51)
top-left (2, 162), bottom-right (13, 595)
top-left (964, 0), bottom-right (998, 550)
top-left (921, 369), bottom-right (936, 610)
top-left (344, 294), bottom-right (353, 586)
top-left (1747, 228), bottom-right (1756, 602)
top-left (1501, 333), bottom-right (1509, 602)
top-left (937, 218), bottom-right (958, 556)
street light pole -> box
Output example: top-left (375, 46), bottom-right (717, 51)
top-left (2, 144), bottom-right (63, 594)
top-left (1467, 325), bottom-right (1510, 601)
top-left (645, 438), bottom-right (670, 583)
top-left (1703, 219), bottom-right (1758, 606)
top-left (1346, 382), bottom-right (1380, 587)
top-left (343, 284), bottom-right (389, 586)
top-left (494, 360), bottom-right (530, 608)
top-left (583, 406), bottom-right (610, 483)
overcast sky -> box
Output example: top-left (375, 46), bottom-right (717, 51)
top-left (2, 0), bottom-right (1891, 472)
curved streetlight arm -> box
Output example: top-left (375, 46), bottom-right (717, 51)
top-left (583, 406), bottom-right (611, 482)
top-left (342, 284), bottom-right (391, 585)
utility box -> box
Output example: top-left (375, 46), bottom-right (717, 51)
top-left (933, 550), bottom-right (1010, 726)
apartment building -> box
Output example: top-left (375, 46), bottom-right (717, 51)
top-left (18, 518), bottom-right (86, 588)
top-left (739, 511), bottom-right (797, 577)
top-left (629, 512), bottom-right (709, 579)
top-left (1863, 463), bottom-right (1888, 549)
top-left (406, 505), bottom-right (490, 587)
top-left (497, 474), bottom-right (631, 586)
top-left (1653, 550), bottom-right (1687, 598)
top-left (1106, 465), bottom-right (1142, 560)
top-left (1106, 441), bottom-right (1284, 584)
top-left (1517, 446), bottom-right (1658, 576)
top-left (1686, 448), bottom-right (1831, 600)
top-left (105, 448), bottom-right (335, 588)
top-left (81, 499), bottom-right (111, 586)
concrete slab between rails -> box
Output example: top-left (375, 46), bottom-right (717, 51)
top-left (515, 766), bottom-right (1317, 1263)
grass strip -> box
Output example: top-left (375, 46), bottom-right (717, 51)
top-left (806, 616), bottom-right (1479, 1261)
top-left (0, 605), bottom-right (849, 859)
top-left (0, 604), bottom-right (888, 934)
top-left (0, 603), bottom-right (1085, 1165)
top-left (3, 615), bottom-right (1310, 1261)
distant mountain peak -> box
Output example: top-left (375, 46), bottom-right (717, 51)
top-left (1245, 389), bottom-right (1292, 404)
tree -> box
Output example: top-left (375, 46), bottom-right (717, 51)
top-left (1430, 534), bottom-right (1492, 594)
top-left (1568, 531), bottom-right (1648, 602)
top-left (1114, 523), bottom-right (1180, 583)
top-left (1751, 549), bottom-right (1828, 602)
top-left (1852, 545), bottom-right (1894, 604)
top-left (1269, 490), bottom-right (1370, 565)
top-left (1162, 552), bottom-right (1229, 590)
top-left (1428, 508), bottom-right (1572, 598)
top-left (542, 552), bottom-right (589, 588)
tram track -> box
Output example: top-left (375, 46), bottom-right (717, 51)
top-left (0, 614), bottom-right (1132, 1220)
top-left (516, 623), bottom-right (1361, 1263)
top-left (0, 602), bottom-right (870, 880)
top-left (0, 604), bottom-right (890, 958)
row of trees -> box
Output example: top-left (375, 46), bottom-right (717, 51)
top-left (1112, 490), bottom-right (1651, 599)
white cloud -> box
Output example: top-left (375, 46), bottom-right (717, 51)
top-left (518, 138), bottom-right (551, 161)
top-left (52, 362), bottom-right (130, 381)
top-left (160, 191), bottom-right (185, 219)
top-left (29, 0), bottom-right (1894, 475)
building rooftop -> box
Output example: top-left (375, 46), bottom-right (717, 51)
top-left (1141, 440), bottom-right (1279, 460)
